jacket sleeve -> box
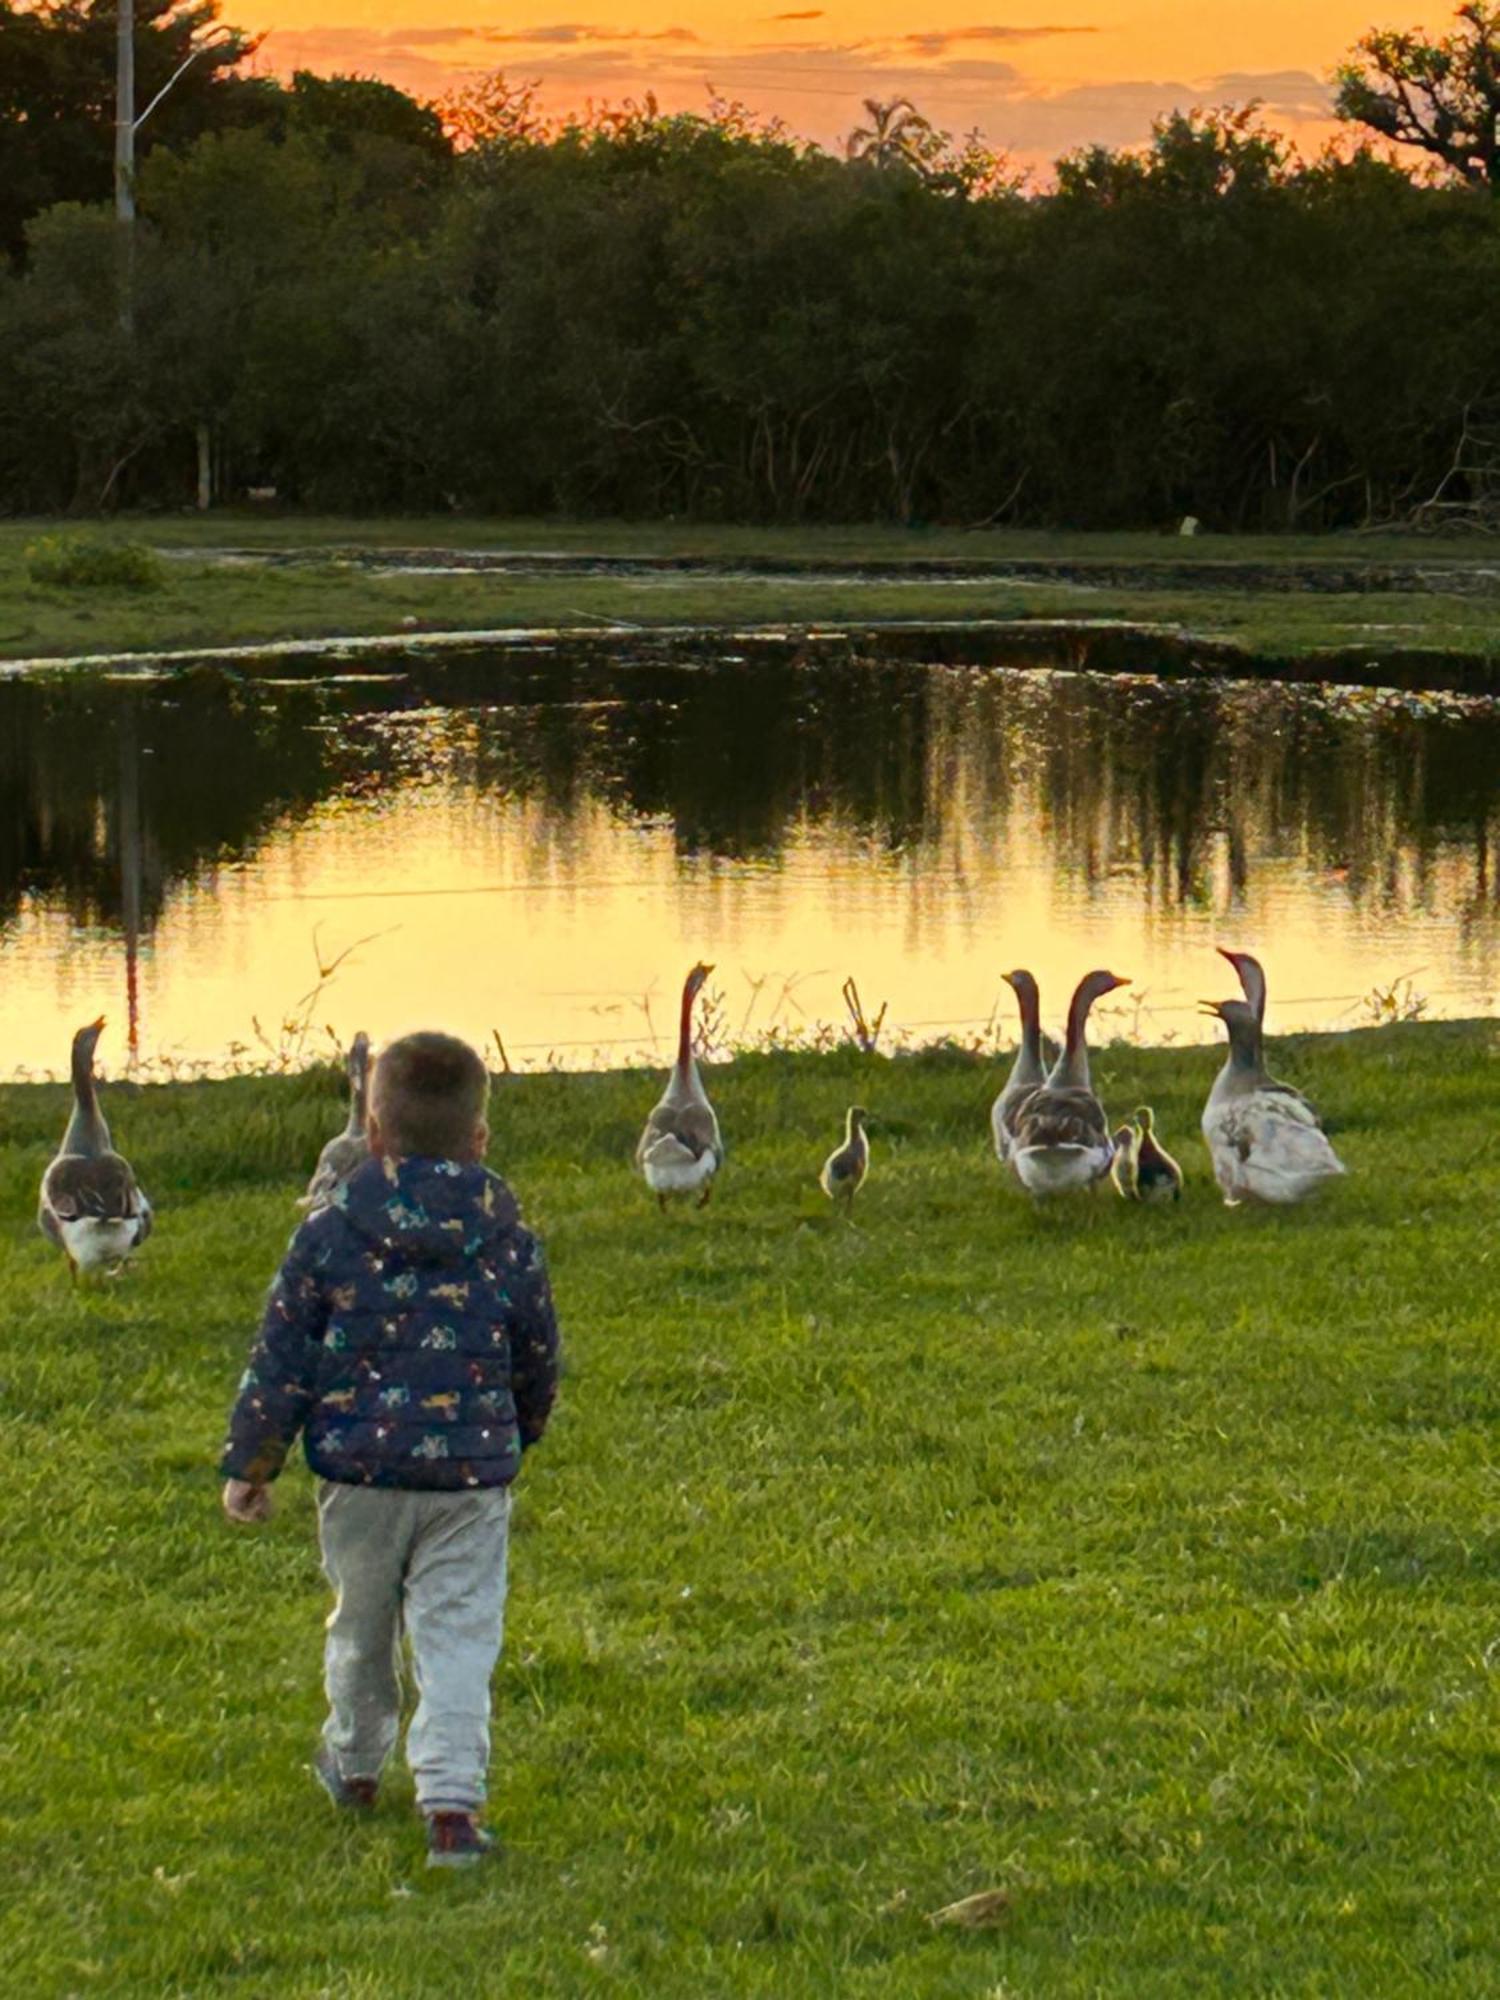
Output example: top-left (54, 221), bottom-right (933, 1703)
top-left (508, 1229), bottom-right (561, 1448)
top-left (220, 1227), bottom-right (330, 1483)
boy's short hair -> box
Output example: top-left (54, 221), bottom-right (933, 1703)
top-left (371, 1032), bottom-right (489, 1158)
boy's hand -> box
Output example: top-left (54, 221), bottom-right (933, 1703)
top-left (222, 1478), bottom-right (272, 1524)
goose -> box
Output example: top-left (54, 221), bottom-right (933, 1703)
top-left (1131, 1106), bottom-right (1184, 1203)
top-left (1010, 970), bottom-right (1129, 1196)
top-left (1200, 997), bottom-right (1346, 1205)
top-left (300, 1031), bottom-right (371, 1210)
top-left (820, 1106), bottom-right (870, 1211)
top-left (38, 1017), bottom-right (152, 1279)
top-left (636, 962), bottom-right (723, 1209)
top-left (990, 969), bottom-right (1044, 1164)
top-left (1109, 1122), bottom-right (1138, 1199)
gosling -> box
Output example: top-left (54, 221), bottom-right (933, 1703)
top-left (820, 1106), bottom-right (870, 1212)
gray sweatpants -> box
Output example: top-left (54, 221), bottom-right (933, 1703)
top-left (315, 1481), bottom-right (512, 1813)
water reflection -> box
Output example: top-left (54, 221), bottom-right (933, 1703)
top-left (1, 647), bottom-right (1497, 1074)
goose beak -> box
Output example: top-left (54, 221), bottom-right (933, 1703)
top-left (1216, 948), bottom-right (1244, 970)
top-left (1198, 999), bottom-right (1225, 1018)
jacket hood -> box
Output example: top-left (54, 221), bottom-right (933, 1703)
top-left (336, 1155), bottom-right (519, 1262)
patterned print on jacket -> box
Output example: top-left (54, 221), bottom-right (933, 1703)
top-left (221, 1155), bottom-right (560, 1490)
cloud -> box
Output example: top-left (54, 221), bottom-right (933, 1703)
top-left (770, 9), bottom-right (825, 16)
top-left (900, 24), bottom-right (1098, 56)
top-left (1207, 70), bottom-right (1333, 119)
top-left (400, 27), bottom-right (495, 47)
top-left (479, 23), bottom-right (700, 45)
top-left (259, 23), bottom-right (1345, 168)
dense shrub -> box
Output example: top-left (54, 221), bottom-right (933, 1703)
top-left (25, 534), bottom-right (166, 590)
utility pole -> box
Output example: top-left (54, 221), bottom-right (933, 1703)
top-left (114, 8), bottom-right (237, 483)
top-left (114, 0), bottom-right (136, 341)
top-left (115, 0), bottom-right (135, 223)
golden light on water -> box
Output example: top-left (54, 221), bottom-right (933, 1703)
top-left (3, 742), bottom-right (1494, 1078)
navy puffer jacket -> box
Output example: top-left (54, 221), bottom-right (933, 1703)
top-left (221, 1155), bottom-right (560, 1490)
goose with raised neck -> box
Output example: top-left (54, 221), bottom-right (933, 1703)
top-left (1200, 995), bottom-right (1346, 1205)
top-left (62, 1017), bottom-right (112, 1158)
top-left (301, 1031), bottom-right (373, 1210)
top-left (990, 969), bottom-right (1044, 1163)
top-left (1009, 969), bottom-right (1128, 1196)
top-left (38, 1018), bottom-right (152, 1278)
top-left (636, 963), bottom-right (723, 1208)
top-left (1048, 967), bottom-right (1122, 1092)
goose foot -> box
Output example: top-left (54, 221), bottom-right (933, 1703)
top-left (696, 1183), bottom-right (714, 1210)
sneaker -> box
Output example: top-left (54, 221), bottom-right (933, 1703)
top-left (313, 1744), bottom-right (379, 1811)
top-left (425, 1811), bottom-right (495, 1870)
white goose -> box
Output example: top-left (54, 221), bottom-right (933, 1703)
top-left (990, 969), bottom-right (1044, 1165)
top-left (1010, 969), bottom-right (1128, 1195)
top-left (300, 1031), bottom-right (371, 1210)
top-left (636, 963), bottom-right (723, 1209)
top-left (38, 1018), bottom-right (152, 1278)
top-left (1200, 994), bottom-right (1346, 1206)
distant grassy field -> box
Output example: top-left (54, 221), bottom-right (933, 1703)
top-left (3, 516), bottom-right (1500, 666)
top-left (3, 1026), bottom-right (1499, 1995)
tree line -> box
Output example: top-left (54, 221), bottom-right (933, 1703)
top-left (4, 0), bottom-right (1500, 530)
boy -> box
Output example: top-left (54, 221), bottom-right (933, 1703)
top-left (220, 1031), bottom-right (559, 1869)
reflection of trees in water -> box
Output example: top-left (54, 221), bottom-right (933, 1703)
top-left (967, 673), bottom-right (1500, 915)
top-left (0, 673), bottom-right (335, 931)
top-left (449, 656), bottom-right (936, 859)
top-left (3, 652), bottom-right (1499, 944)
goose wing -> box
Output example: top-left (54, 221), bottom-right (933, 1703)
top-left (992, 1080), bottom-right (1042, 1162)
top-left (636, 1098), bottom-right (721, 1171)
top-left (1013, 1086), bottom-right (1110, 1153)
top-left (1205, 1090), bottom-right (1345, 1203)
top-left (40, 1151), bottom-right (152, 1244)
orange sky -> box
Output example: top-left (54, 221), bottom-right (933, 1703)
top-left (240, 1), bottom-right (1414, 166)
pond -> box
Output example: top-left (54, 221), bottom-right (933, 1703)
top-left (2, 638), bottom-right (1498, 1077)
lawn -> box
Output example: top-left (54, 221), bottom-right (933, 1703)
top-left (2, 1025), bottom-right (1499, 1995)
top-left (3, 516), bottom-right (1500, 669)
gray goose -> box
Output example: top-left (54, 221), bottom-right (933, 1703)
top-left (820, 1105), bottom-right (870, 1211)
top-left (38, 1018), bottom-right (152, 1279)
top-left (300, 1031), bottom-right (371, 1210)
top-left (990, 969), bottom-right (1044, 1165)
top-left (636, 963), bottom-right (723, 1209)
top-left (1010, 969), bottom-right (1128, 1195)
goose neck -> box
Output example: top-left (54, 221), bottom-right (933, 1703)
top-left (63, 1042), bottom-right (110, 1157)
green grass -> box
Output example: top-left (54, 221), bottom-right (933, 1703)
top-left (3, 1025), bottom-right (1499, 1995)
top-left (2, 516), bottom-right (1500, 666)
